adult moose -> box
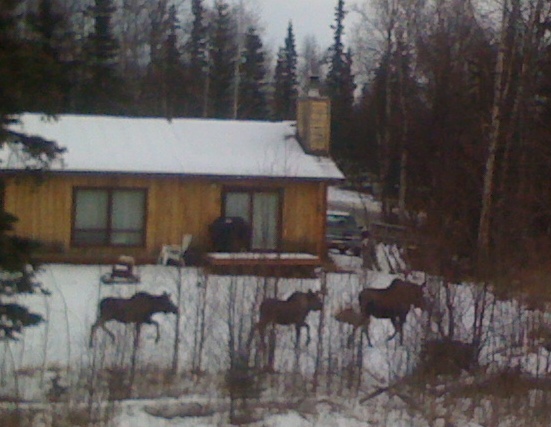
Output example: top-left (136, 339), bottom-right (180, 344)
top-left (358, 278), bottom-right (426, 346)
top-left (248, 289), bottom-right (324, 352)
top-left (89, 291), bottom-right (178, 347)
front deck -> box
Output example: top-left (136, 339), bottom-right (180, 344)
top-left (205, 252), bottom-right (323, 277)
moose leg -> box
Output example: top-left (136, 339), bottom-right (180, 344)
top-left (134, 323), bottom-right (142, 347)
top-left (386, 316), bottom-right (399, 342)
top-left (129, 323), bottom-right (141, 393)
top-left (267, 325), bottom-right (276, 372)
top-left (398, 313), bottom-right (408, 345)
top-left (295, 324), bottom-right (302, 350)
top-left (348, 324), bottom-right (369, 348)
top-left (149, 320), bottom-right (161, 343)
top-left (304, 323), bottom-right (311, 346)
top-left (258, 324), bottom-right (266, 352)
top-left (258, 324), bottom-right (270, 371)
top-left (89, 322), bottom-right (98, 347)
top-left (246, 323), bottom-right (257, 350)
top-left (362, 327), bottom-right (373, 347)
top-left (364, 316), bottom-right (373, 347)
top-left (259, 324), bottom-right (275, 372)
top-left (388, 315), bottom-right (405, 344)
top-left (99, 322), bottom-right (115, 342)
top-left (347, 327), bottom-right (357, 349)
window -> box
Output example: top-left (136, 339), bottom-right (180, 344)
top-left (72, 188), bottom-right (146, 247)
top-left (224, 189), bottom-right (280, 250)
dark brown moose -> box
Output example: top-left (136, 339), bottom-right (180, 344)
top-left (89, 291), bottom-right (178, 347)
top-left (249, 290), bottom-right (324, 351)
top-left (358, 278), bottom-right (426, 345)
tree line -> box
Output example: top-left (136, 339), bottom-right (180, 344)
top-left (1, 0), bottom-right (317, 120)
top-left (348, 0), bottom-right (551, 287)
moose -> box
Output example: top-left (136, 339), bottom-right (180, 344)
top-left (248, 289), bottom-right (324, 352)
top-left (358, 278), bottom-right (426, 346)
top-left (334, 306), bottom-right (370, 348)
top-left (89, 291), bottom-right (178, 347)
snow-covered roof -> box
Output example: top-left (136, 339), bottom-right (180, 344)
top-left (2, 113), bottom-right (345, 181)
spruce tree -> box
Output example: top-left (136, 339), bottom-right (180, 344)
top-left (140, 0), bottom-right (170, 116)
top-left (208, 0), bottom-right (237, 119)
top-left (0, 0), bottom-right (65, 340)
top-left (272, 22), bottom-right (298, 120)
top-left (26, 0), bottom-right (72, 113)
top-left (238, 26), bottom-right (268, 120)
top-left (163, 4), bottom-right (187, 119)
top-left (27, 0), bottom-right (64, 58)
top-left (326, 0), bottom-right (356, 157)
top-left (188, 0), bottom-right (209, 117)
top-left (80, 0), bottom-right (125, 114)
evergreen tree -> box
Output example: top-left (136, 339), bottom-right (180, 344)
top-left (139, 0), bottom-right (170, 116)
top-left (272, 21), bottom-right (298, 120)
top-left (27, 0), bottom-right (64, 58)
top-left (162, 4), bottom-right (188, 119)
top-left (208, 0), bottom-right (237, 119)
top-left (25, 0), bottom-right (72, 113)
top-left (0, 0), bottom-right (65, 340)
top-left (80, 0), bottom-right (125, 114)
top-left (187, 0), bottom-right (209, 117)
top-left (238, 26), bottom-right (268, 120)
top-left (326, 0), bottom-right (356, 157)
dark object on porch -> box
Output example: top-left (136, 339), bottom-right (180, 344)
top-left (209, 216), bottom-right (251, 252)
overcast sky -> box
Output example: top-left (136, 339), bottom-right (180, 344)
top-left (254, 0), bottom-right (349, 50)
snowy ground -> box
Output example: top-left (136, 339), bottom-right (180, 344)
top-left (2, 254), bottom-right (551, 426)
top-left (2, 187), bottom-right (551, 425)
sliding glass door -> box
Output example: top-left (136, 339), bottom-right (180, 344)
top-left (224, 189), bottom-right (280, 250)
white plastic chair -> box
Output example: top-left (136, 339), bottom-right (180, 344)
top-left (158, 234), bottom-right (192, 266)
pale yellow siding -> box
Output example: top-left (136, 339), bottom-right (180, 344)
top-left (4, 174), bottom-right (326, 263)
top-left (281, 181), bottom-right (326, 254)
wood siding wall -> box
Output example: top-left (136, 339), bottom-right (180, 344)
top-left (4, 174), bottom-right (326, 263)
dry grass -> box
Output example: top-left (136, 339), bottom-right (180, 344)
top-left (416, 339), bottom-right (479, 377)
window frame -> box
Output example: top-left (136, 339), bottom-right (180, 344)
top-left (222, 186), bottom-right (283, 251)
top-left (71, 186), bottom-right (147, 248)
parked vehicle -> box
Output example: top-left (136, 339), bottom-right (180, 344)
top-left (326, 210), bottom-right (363, 256)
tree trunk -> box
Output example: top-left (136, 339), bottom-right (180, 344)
top-left (397, 34), bottom-right (408, 223)
top-left (171, 266), bottom-right (183, 374)
top-left (381, 26), bottom-right (394, 221)
top-left (477, 0), bottom-right (509, 272)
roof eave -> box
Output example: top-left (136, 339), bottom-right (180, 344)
top-left (0, 169), bottom-right (345, 184)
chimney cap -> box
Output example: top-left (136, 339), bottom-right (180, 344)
top-left (307, 75), bottom-right (321, 97)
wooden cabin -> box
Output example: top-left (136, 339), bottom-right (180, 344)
top-left (1, 84), bottom-right (344, 268)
